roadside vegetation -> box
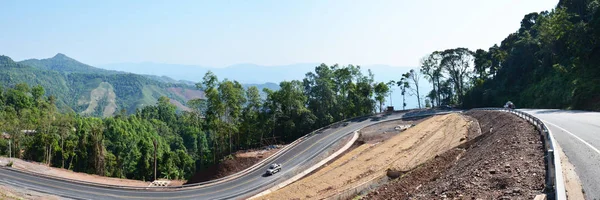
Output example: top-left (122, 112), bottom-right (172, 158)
top-left (0, 64), bottom-right (391, 182)
top-left (419, 0), bottom-right (600, 111)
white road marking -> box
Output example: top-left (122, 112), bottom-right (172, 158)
top-left (542, 119), bottom-right (600, 155)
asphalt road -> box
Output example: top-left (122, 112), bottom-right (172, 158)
top-left (522, 109), bottom-right (600, 200)
top-left (0, 110), bottom-right (449, 200)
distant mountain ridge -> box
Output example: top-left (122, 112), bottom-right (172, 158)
top-left (97, 62), bottom-right (429, 109)
top-left (97, 62), bottom-right (419, 84)
top-left (98, 62), bottom-right (319, 84)
top-left (0, 54), bottom-right (205, 117)
top-left (20, 53), bottom-right (122, 75)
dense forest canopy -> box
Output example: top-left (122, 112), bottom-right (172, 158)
top-left (421, 0), bottom-right (600, 111)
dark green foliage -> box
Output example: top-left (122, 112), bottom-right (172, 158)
top-left (303, 64), bottom-right (376, 128)
top-left (427, 1), bottom-right (600, 111)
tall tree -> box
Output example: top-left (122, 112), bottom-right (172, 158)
top-left (218, 80), bottom-right (246, 154)
top-left (386, 80), bottom-right (396, 107)
top-left (240, 86), bottom-right (262, 148)
top-left (405, 69), bottom-right (422, 108)
top-left (197, 71), bottom-right (223, 163)
top-left (267, 81), bottom-right (315, 142)
top-left (420, 52), bottom-right (443, 107)
top-left (440, 48), bottom-right (474, 105)
top-left (303, 64), bottom-right (337, 127)
top-left (473, 49), bottom-right (491, 81)
top-left (373, 82), bottom-right (390, 112)
top-left (397, 74), bottom-right (410, 110)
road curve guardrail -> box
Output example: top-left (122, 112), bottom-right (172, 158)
top-left (470, 108), bottom-right (566, 200)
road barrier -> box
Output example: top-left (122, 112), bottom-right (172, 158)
top-left (322, 108), bottom-right (565, 200)
top-left (470, 108), bottom-right (566, 200)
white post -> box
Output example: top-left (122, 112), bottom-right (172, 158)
top-left (8, 139), bottom-right (11, 159)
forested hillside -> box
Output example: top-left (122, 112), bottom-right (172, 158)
top-left (418, 0), bottom-right (600, 111)
top-left (20, 53), bottom-right (121, 75)
top-left (0, 64), bottom-right (388, 182)
top-left (0, 55), bottom-right (204, 116)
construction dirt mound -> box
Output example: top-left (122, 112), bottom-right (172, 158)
top-left (366, 110), bottom-right (546, 199)
top-left (186, 147), bottom-right (280, 184)
top-left (258, 113), bottom-right (472, 200)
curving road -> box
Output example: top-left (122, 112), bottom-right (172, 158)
top-left (522, 109), bottom-right (600, 200)
top-left (0, 110), bottom-right (450, 200)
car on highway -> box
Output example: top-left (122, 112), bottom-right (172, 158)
top-left (266, 163), bottom-right (282, 175)
top-left (504, 101), bottom-right (515, 109)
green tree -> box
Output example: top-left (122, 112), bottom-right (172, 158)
top-left (440, 48), bottom-right (474, 105)
top-left (405, 69), bottom-right (423, 108)
top-left (218, 80), bottom-right (246, 155)
top-left (266, 81), bottom-right (316, 142)
top-left (240, 86), bottom-right (263, 148)
top-left (373, 82), bottom-right (390, 112)
top-left (420, 52), bottom-right (443, 107)
top-left (397, 73), bottom-right (410, 110)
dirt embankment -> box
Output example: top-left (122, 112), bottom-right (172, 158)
top-left (366, 110), bottom-right (546, 199)
top-left (297, 118), bottom-right (427, 182)
top-left (258, 113), bottom-right (471, 200)
top-left (0, 157), bottom-right (151, 187)
top-left (186, 146), bottom-right (281, 184)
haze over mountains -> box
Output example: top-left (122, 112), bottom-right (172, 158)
top-left (97, 62), bottom-right (420, 85)
top-left (98, 62), bottom-right (430, 109)
top-left (0, 52), bottom-right (430, 117)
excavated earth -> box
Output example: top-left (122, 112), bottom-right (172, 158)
top-left (365, 110), bottom-right (546, 199)
top-left (258, 113), bottom-right (471, 200)
top-left (186, 146), bottom-right (281, 184)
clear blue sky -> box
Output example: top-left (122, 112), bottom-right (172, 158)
top-left (1, 0), bottom-right (557, 67)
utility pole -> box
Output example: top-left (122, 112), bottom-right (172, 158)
top-left (153, 139), bottom-right (157, 181)
top-left (8, 139), bottom-right (11, 159)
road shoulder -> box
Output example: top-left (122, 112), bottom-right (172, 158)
top-left (554, 142), bottom-right (585, 199)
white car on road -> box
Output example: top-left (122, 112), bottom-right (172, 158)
top-left (266, 163), bottom-right (281, 175)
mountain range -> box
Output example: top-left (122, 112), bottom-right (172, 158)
top-left (0, 54), bottom-right (206, 117)
top-left (0, 54), bottom-right (288, 117)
